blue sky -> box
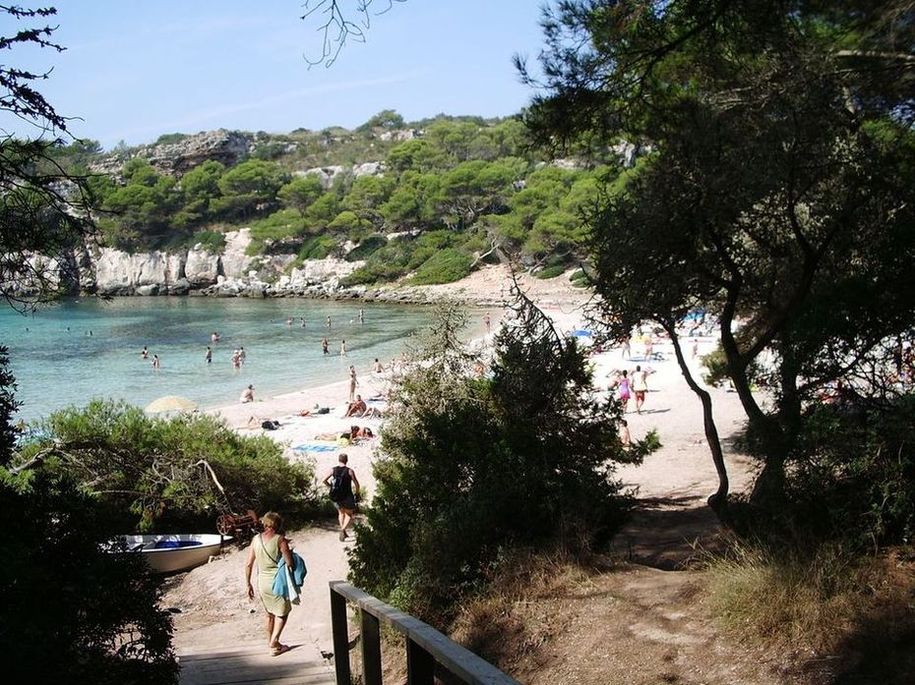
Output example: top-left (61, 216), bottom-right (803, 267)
top-left (3, 1), bottom-right (549, 149)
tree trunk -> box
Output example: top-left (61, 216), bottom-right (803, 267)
top-left (665, 323), bottom-right (730, 516)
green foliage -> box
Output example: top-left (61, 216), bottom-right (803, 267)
top-left (358, 108), bottom-right (405, 132)
top-left (213, 159), bottom-right (287, 220)
top-left (349, 301), bottom-right (636, 620)
top-left (155, 132), bottom-right (189, 145)
top-left (277, 175), bottom-right (324, 216)
top-left (409, 247), bottom-right (473, 285)
top-left (23, 401), bottom-right (316, 531)
top-left (527, 0), bottom-right (915, 516)
top-left (780, 397), bottom-right (915, 547)
top-left (345, 234), bottom-right (387, 261)
top-left (0, 353), bottom-right (177, 683)
top-left (191, 229), bottom-right (226, 253)
top-left (51, 113), bottom-right (619, 278)
top-left (534, 263), bottom-right (567, 279)
top-left (0, 470), bottom-right (179, 683)
top-left (297, 235), bottom-right (337, 260)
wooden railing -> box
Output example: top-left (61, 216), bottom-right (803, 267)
top-left (329, 581), bottom-right (521, 685)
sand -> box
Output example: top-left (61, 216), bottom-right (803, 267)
top-left (164, 265), bottom-right (754, 676)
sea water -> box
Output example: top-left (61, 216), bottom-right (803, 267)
top-left (0, 297), bottom-right (444, 422)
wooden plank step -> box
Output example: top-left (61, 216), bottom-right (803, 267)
top-left (178, 646), bottom-right (334, 685)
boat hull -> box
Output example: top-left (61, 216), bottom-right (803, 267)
top-left (115, 533), bottom-right (228, 573)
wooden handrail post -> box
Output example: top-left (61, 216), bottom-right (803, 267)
top-left (330, 585), bottom-right (352, 685)
top-left (406, 638), bottom-right (435, 685)
top-left (329, 581), bottom-right (519, 685)
top-left (360, 609), bottom-right (382, 685)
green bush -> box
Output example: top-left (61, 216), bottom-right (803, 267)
top-left (534, 264), bottom-right (566, 279)
top-left (191, 229), bottom-right (226, 253)
top-left (0, 470), bottom-right (179, 683)
top-left (297, 235), bottom-right (338, 260)
top-left (0, 352), bottom-right (177, 684)
top-left (349, 302), bottom-right (639, 622)
top-left (410, 248), bottom-right (473, 285)
top-left (23, 401), bottom-right (317, 531)
top-left (345, 234), bottom-right (387, 261)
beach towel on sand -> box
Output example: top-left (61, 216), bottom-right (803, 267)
top-left (292, 443), bottom-right (338, 454)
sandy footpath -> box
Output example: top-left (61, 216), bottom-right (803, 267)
top-left (164, 266), bottom-right (754, 671)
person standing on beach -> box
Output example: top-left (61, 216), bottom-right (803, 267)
top-left (632, 365), bottom-right (649, 413)
top-left (323, 454), bottom-right (360, 541)
top-left (484, 311), bottom-right (491, 334)
top-left (244, 511), bottom-right (296, 656)
top-left (358, 308), bottom-right (365, 324)
top-left (348, 365), bottom-right (358, 402)
top-left (621, 336), bottom-right (631, 360)
top-left (151, 354), bottom-right (160, 370)
top-left (322, 337), bottom-right (329, 355)
top-left (239, 346), bottom-right (247, 365)
top-left (205, 346), bottom-right (212, 364)
top-left (617, 369), bottom-right (631, 413)
top-left (340, 339), bottom-right (347, 356)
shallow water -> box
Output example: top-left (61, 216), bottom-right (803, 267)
top-left (0, 297), bottom-right (442, 422)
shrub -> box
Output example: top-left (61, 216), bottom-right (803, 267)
top-left (0, 353), bottom-right (177, 684)
top-left (409, 248), bottom-right (473, 285)
top-left (345, 234), bottom-right (387, 261)
top-left (706, 541), bottom-right (915, 680)
top-left (349, 300), bottom-right (638, 622)
top-left (22, 401), bottom-right (317, 531)
top-left (297, 235), bottom-right (338, 260)
top-left (191, 229), bottom-right (226, 253)
top-left (534, 263), bottom-right (566, 279)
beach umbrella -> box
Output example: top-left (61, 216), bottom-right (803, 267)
top-left (145, 395), bottom-right (198, 414)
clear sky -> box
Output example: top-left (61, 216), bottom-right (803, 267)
top-left (2, 1), bottom-right (549, 149)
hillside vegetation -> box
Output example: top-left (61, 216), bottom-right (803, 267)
top-left (50, 111), bottom-right (635, 286)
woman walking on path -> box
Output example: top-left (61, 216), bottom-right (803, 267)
top-left (245, 512), bottom-right (296, 656)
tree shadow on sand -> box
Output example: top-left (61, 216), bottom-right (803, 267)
top-left (610, 495), bottom-right (730, 570)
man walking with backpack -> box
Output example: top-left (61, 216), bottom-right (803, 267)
top-left (322, 453), bottom-right (360, 541)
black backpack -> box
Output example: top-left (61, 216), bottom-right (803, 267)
top-left (328, 466), bottom-right (351, 502)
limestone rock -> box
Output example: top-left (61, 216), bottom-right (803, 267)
top-left (89, 129), bottom-right (252, 178)
top-left (219, 229), bottom-right (253, 279)
top-left (185, 246), bottom-right (220, 286)
top-left (94, 248), bottom-right (170, 295)
top-left (353, 161), bottom-right (384, 177)
top-left (297, 165), bottom-right (346, 189)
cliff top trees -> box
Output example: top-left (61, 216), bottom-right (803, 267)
top-left (524, 0), bottom-right (915, 516)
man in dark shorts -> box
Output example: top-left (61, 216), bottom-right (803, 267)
top-left (322, 453), bottom-right (360, 541)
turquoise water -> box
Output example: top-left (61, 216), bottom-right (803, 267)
top-left (0, 297), bottom-right (441, 422)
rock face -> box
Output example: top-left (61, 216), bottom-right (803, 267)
top-left (80, 228), bottom-right (363, 298)
top-left (89, 130), bottom-right (252, 177)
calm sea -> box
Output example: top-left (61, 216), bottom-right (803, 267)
top-left (0, 297), bottom-right (446, 422)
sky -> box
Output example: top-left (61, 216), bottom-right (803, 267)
top-left (2, 1), bottom-right (550, 149)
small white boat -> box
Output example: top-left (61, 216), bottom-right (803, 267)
top-left (113, 533), bottom-right (229, 573)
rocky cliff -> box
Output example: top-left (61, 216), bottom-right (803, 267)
top-left (83, 228), bottom-right (363, 298)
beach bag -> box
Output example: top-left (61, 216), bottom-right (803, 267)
top-left (328, 466), bottom-right (351, 502)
